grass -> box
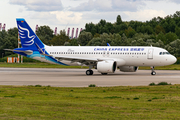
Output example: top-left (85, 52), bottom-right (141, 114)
top-left (149, 82), bottom-right (172, 86)
top-left (1, 85), bottom-right (180, 119)
top-left (0, 62), bottom-right (180, 70)
top-left (139, 64), bottom-right (180, 70)
top-left (0, 62), bottom-right (88, 69)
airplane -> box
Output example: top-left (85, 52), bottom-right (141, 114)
top-left (5, 18), bottom-right (177, 76)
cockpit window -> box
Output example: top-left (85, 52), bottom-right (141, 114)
top-left (159, 52), bottom-right (170, 55)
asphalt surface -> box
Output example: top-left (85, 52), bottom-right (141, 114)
top-left (0, 68), bottom-right (180, 87)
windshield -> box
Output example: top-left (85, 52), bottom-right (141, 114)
top-left (159, 52), bottom-right (170, 55)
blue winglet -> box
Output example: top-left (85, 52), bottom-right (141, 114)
top-left (107, 43), bottom-right (110, 46)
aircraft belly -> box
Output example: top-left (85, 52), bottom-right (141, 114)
top-left (33, 57), bottom-right (57, 64)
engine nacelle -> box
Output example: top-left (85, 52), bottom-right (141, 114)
top-left (97, 61), bottom-right (116, 73)
top-left (119, 66), bottom-right (138, 72)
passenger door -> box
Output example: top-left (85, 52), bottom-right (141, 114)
top-left (148, 48), bottom-right (153, 59)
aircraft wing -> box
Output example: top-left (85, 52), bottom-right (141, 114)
top-left (55, 56), bottom-right (111, 65)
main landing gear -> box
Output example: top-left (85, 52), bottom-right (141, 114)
top-left (86, 65), bottom-right (94, 75)
top-left (86, 70), bottom-right (93, 75)
top-left (151, 66), bottom-right (156, 75)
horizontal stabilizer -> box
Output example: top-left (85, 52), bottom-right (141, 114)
top-left (4, 49), bottom-right (33, 55)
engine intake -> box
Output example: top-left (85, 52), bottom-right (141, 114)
top-left (119, 66), bottom-right (138, 72)
top-left (97, 61), bottom-right (116, 73)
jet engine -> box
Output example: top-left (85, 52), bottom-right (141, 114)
top-left (119, 66), bottom-right (138, 72)
top-left (97, 61), bottom-right (116, 73)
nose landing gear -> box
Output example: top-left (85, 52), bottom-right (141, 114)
top-left (151, 66), bottom-right (156, 75)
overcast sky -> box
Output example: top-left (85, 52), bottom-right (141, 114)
top-left (0, 0), bottom-right (180, 34)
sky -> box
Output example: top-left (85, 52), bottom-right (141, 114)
top-left (0, 0), bottom-right (180, 34)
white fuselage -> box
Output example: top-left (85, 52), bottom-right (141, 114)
top-left (42, 46), bottom-right (176, 67)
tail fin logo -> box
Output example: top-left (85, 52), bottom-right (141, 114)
top-left (18, 25), bottom-right (35, 46)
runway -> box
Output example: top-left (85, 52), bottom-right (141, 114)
top-left (0, 68), bottom-right (180, 87)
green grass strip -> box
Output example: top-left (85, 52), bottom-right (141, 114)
top-left (0, 62), bottom-right (179, 70)
top-left (0, 85), bottom-right (180, 119)
top-left (0, 62), bottom-right (88, 69)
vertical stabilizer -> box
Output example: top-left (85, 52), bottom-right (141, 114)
top-left (16, 18), bottom-right (44, 48)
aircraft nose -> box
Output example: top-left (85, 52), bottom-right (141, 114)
top-left (171, 55), bottom-right (177, 64)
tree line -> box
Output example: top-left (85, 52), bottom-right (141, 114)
top-left (0, 11), bottom-right (180, 58)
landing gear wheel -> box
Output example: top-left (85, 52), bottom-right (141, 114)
top-left (86, 70), bottom-right (93, 75)
top-left (151, 71), bottom-right (156, 75)
top-left (101, 73), bottom-right (107, 75)
top-left (150, 66), bottom-right (156, 76)
top-left (90, 70), bottom-right (93, 75)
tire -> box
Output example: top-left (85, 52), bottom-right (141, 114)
top-left (151, 71), bottom-right (156, 75)
top-left (86, 70), bottom-right (93, 75)
top-left (90, 70), bottom-right (93, 75)
top-left (86, 70), bottom-right (91, 75)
